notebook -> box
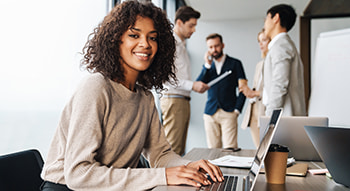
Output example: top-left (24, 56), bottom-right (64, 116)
top-left (259, 116), bottom-right (328, 161)
top-left (154, 108), bottom-right (283, 191)
top-left (260, 163), bottom-right (309, 177)
top-left (304, 126), bottom-right (350, 187)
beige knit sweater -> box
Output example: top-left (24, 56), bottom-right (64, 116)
top-left (41, 73), bottom-right (190, 190)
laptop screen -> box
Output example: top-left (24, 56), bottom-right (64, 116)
top-left (259, 116), bottom-right (328, 161)
top-left (247, 108), bottom-right (283, 189)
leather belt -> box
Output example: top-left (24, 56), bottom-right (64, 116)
top-left (162, 94), bottom-right (191, 101)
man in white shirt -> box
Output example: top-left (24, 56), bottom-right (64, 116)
top-left (263, 4), bottom-right (306, 116)
top-left (160, 6), bottom-right (209, 156)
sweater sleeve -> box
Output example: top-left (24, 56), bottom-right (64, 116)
top-left (196, 64), bottom-right (211, 83)
top-left (60, 79), bottom-right (173, 190)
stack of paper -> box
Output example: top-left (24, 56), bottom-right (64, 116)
top-left (209, 155), bottom-right (295, 169)
top-left (209, 155), bottom-right (253, 168)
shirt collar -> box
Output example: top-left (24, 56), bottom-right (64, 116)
top-left (214, 53), bottom-right (226, 65)
top-left (174, 32), bottom-right (185, 46)
top-left (268, 32), bottom-right (287, 50)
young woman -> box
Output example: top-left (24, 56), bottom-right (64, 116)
top-left (240, 29), bottom-right (271, 148)
top-left (40, 1), bottom-right (223, 190)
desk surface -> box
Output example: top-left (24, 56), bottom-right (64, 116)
top-left (153, 148), bottom-right (350, 191)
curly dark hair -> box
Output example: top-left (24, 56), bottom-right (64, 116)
top-left (81, 0), bottom-right (176, 91)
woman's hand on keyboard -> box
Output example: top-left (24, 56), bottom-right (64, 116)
top-left (166, 165), bottom-right (210, 187)
top-left (187, 160), bottom-right (224, 183)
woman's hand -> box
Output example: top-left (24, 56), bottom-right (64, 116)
top-left (165, 160), bottom-right (223, 187)
top-left (187, 160), bottom-right (223, 183)
top-left (239, 85), bottom-right (260, 98)
top-left (166, 165), bottom-right (209, 187)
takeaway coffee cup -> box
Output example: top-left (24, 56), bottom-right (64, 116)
top-left (264, 144), bottom-right (289, 184)
top-left (238, 79), bottom-right (247, 89)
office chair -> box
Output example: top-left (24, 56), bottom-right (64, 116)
top-left (0, 149), bottom-right (44, 191)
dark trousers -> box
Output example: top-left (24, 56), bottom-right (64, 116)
top-left (41, 181), bottom-right (73, 191)
top-left (137, 155), bottom-right (150, 168)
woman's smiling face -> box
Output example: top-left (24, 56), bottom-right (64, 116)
top-left (119, 15), bottom-right (158, 75)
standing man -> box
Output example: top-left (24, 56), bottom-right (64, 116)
top-left (160, 6), bottom-right (209, 156)
top-left (196, 33), bottom-right (246, 149)
top-left (263, 4), bottom-right (306, 116)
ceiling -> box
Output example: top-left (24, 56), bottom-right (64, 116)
top-left (185, 0), bottom-right (311, 21)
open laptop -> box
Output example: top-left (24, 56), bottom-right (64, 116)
top-left (154, 108), bottom-right (283, 191)
top-left (259, 116), bottom-right (328, 161)
top-left (304, 126), bottom-right (350, 187)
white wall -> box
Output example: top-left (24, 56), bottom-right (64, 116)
top-left (0, 0), bottom-right (107, 157)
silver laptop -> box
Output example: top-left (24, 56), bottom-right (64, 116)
top-left (259, 116), bottom-right (328, 161)
top-left (304, 126), bottom-right (350, 187)
top-left (154, 108), bottom-right (283, 191)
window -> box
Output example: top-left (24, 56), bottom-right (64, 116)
top-left (0, 0), bottom-right (107, 157)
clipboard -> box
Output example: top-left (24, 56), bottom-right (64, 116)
top-left (207, 70), bottom-right (232, 87)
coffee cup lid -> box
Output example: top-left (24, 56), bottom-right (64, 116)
top-left (268, 144), bottom-right (289, 152)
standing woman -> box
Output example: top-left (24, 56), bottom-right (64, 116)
top-left (240, 29), bottom-right (271, 148)
top-left (40, 1), bottom-right (222, 190)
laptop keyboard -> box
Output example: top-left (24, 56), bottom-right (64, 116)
top-left (200, 175), bottom-right (238, 191)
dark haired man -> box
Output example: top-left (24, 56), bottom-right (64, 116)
top-left (263, 4), bottom-right (306, 116)
top-left (161, 6), bottom-right (209, 155)
top-left (196, 33), bottom-right (246, 149)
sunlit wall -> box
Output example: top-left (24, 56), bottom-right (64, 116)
top-left (0, 0), bottom-right (108, 158)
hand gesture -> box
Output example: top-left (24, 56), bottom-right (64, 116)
top-left (204, 51), bottom-right (213, 65)
top-left (239, 85), bottom-right (260, 98)
top-left (192, 81), bottom-right (210, 93)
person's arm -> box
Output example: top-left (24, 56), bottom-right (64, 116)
top-left (143, 98), bottom-right (223, 187)
top-left (169, 78), bottom-right (208, 93)
top-left (234, 61), bottom-right (247, 113)
top-left (193, 52), bottom-right (213, 93)
top-left (196, 51), bottom-right (213, 83)
top-left (192, 81), bottom-right (210, 93)
top-left (239, 60), bottom-right (263, 99)
top-left (166, 160), bottom-right (223, 187)
top-left (166, 66), bottom-right (209, 93)
top-left (265, 48), bottom-right (291, 115)
top-left (239, 85), bottom-right (260, 98)
top-left (175, 78), bottom-right (194, 91)
top-left (61, 80), bottom-right (169, 190)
